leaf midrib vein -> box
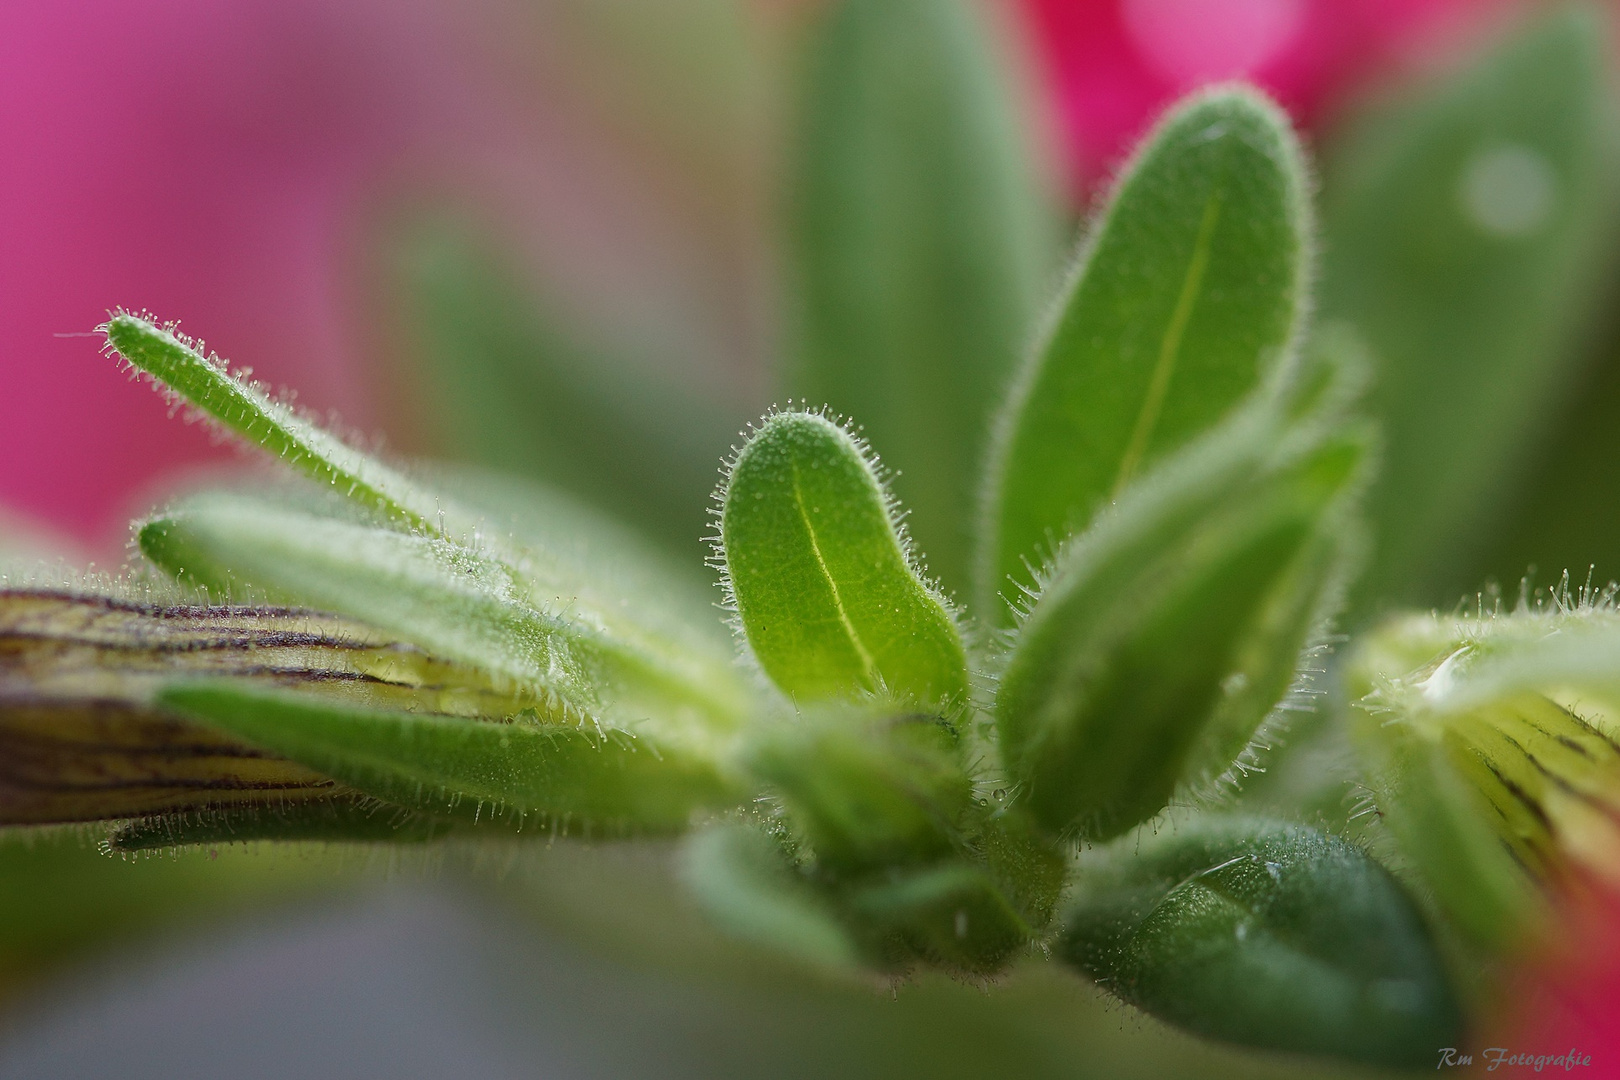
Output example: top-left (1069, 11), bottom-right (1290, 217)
top-left (789, 461), bottom-right (878, 685)
top-left (1112, 192), bottom-right (1224, 497)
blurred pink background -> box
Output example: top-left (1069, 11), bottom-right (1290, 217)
top-left (1026, 0), bottom-right (1511, 187)
top-left (0, 0), bottom-right (1521, 554)
top-left (1, 0), bottom-right (773, 551)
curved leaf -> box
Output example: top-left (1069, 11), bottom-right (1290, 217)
top-left (718, 412), bottom-right (967, 708)
top-left (103, 314), bottom-right (443, 533)
top-left (141, 494), bottom-right (749, 742)
top-left (679, 823), bottom-right (861, 972)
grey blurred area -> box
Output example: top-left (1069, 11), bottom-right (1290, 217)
top-left (0, 842), bottom-right (1389, 1080)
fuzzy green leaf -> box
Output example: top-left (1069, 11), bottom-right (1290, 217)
top-left (103, 314), bottom-right (445, 533)
top-left (1061, 818), bottom-right (1460, 1068)
top-left (140, 494), bottom-right (748, 741)
top-left (158, 682), bottom-right (742, 833)
top-left (679, 823), bottom-right (861, 971)
top-left (719, 412), bottom-right (968, 708)
top-left (980, 88), bottom-right (1311, 618)
top-left (997, 408), bottom-right (1366, 840)
top-left (790, 0), bottom-right (1054, 597)
top-left (1320, 8), bottom-right (1620, 611)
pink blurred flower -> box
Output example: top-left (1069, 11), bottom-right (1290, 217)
top-left (1021, 0), bottom-right (1512, 193)
top-left (0, 0), bottom-right (473, 547)
top-left (1, 1), bottom-right (773, 552)
top-left (1501, 877), bottom-right (1620, 1060)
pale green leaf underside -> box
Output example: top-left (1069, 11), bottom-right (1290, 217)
top-left (791, 0), bottom-right (1054, 599)
top-left (720, 412), bottom-right (967, 708)
top-left (159, 682), bottom-right (741, 834)
top-left (981, 88), bottom-right (1310, 619)
top-left (141, 494), bottom-right (748, 743)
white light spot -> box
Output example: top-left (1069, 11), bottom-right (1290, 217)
top-left (1459, 143), bottom-right (1556, 239)
top-left (1123, 0), bottom-right (1303, 88)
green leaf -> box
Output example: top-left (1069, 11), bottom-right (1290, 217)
top-left (108, 798), bottom-right (455, 851)
top-left (790, 0), bottom-right (1055, 598)
top-left (140, 494), bottom-right (749, 742)
top-left (980, 88), bottom-right (1311, 620)
top-left (679, 823), bottom-right (861, 972)
top-left (158, 682), bottom-right (742, 834)
top-left (996, 408), bottom-right (1366, 840)
top-left (1060, 818), bottom-right (1461, 1068)
top-left (718, 411), bottom-right (968, 708)
top-left (845, 861), bottom-right (1033, 975)
top-left (382, 217), bottom-right (744, 554)
top-left (1318, 7), bottom-right (1620, 612)
top-left (744, 708), bottom-right (970, 873)
top-left (102, 313), bottom-right (445, 534)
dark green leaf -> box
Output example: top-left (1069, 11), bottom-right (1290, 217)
top-left (1061, 818), bottom-right (1461, 1067)
top-left (790, 0), bottom-right (1055, 598)
top-left (108, 798), bottom-right (454, 851)
top-left (846, 861), bottom-right (1032, 975)
top-left (981, 89), bottom-right (1311, 619)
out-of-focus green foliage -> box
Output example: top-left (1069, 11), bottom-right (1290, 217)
top-left (382, 218), bottom-right (744, 554)
top-left (26, 3), bottom-right (1620, 1075)
top-left (0, 830), bottom-right (355, 1000)
top-left (789, 0), bottom-right (1055, 599)
top-left (1319, 7), bottom-right (1620, 615)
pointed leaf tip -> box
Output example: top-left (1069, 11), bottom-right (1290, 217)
top-left (102, 313), bottom-right (441, 533)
